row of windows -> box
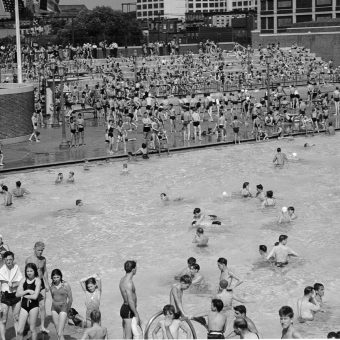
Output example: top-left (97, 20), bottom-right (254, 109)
top-left (261, 0), bottom-right (340, 11)
top-left (137, 10), bottom-right (165, 16)
top-left (232, 1), bottom-right (256, 6)
top-left (137, 3), bottom-right (164, 9)
top-left (188, 3), bottom-right (226, 7)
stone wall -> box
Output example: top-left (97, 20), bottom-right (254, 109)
top-left (0, 84), bottom-right (34, 143)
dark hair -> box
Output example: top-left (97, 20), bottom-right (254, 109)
top-left (234, 318), bottom-right (248, 330)
top-left (212, 299), bottom-right (224, 312)
top-left (179, 274), bottom-right (192, 285)
top-left (124, 260), bottom-right (137, 273)
top-left (217, 257), bottom-right (227, 266)
top-left (266, 190), bottom-right (273, 198)
top-left (274, 242), bottom-right (279, 246)
top-left (327, 332), bottom-right (337, 338)
top-left (197, 227), bottom-right (204, 234)
top-left (187, 257), bottom-right (196, 265)
top-left (76, 200), bottom-right (82, 206)
top-left (90, 310), bottom-right (101, 323)
top-left (234, 305), bottom-right (246, 315)
top-left (256, 184), bottom-right (263, 190)
top-left (277, 148), bottom-right (281, 152)
top-left (279, 306), bottom-right (294, 318)
top-left (279, 235), bottom-right (288, 243)
top-left (25, 263), bottom-right (39, 278)
top-left (314, 283), bottom-right (324, 291)
top-left (234, 115), bottom-right (238, 120)
top-left (193, 208), bottom-right (201, 214)
top-left (304, 286), bottom-right (314, 296)
top-left (142, 143), bottom-right (147, 148)
top-left (191, 263), bottom-right (200, 271)
top-left (259, 245), bottom-right (267, 252)
top-left (163, 304), bottom-right (175, 315)
top-left (16, 181), bottom-right (21, 187)
top-left (51, 269), bottom-right (63, 281)
top-left (3, 251), bottom-right (14, 259)
top-left (2, 185), bottom-right (8, 191)
top-left (85, 278), bottom-right (97, 292)
top-left (242, 182), bottom-right (249, 189)
top-left (288, 206), bottom-right (294, 212)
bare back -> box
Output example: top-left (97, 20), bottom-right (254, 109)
top-left (119, 275), bottom-right (137, 306)
top-left (83, 325), bottom-right (107, 339)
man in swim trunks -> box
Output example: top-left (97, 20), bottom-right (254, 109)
top-left (266, 235), bottom-right (298, 267)
top-left (25, 241), bottom-right (50, 333)
top-left (217, 258), bottom-right (243, 290)
top-left (279, 306), bottom-right (302, 339)
top-left (192, 227), bottom-right (209, 247)
top-left (119, 260), bottom-right (140, 339)
top-left (273, 148), bottom-right (288, 166)
top-left (296, 286), bottom-right (320, 322)
top-left (233, 318), bottom-right (258, 339)
top-left (169, 275), bottom-right (192, 319)
top-left (0, 251), bottom-right (23, 340)
top-left (206, 299), bottom-right (227, 339)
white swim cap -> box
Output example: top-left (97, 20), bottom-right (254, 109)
top-left (292, 152), bottom-right (297, 157)
top-left (282, 207), bottom-right (288, 213)
top-left (222, 191), bottom-right (227, 197)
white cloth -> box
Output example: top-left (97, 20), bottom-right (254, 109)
top-left (0, 264), bottom-right (23, 293)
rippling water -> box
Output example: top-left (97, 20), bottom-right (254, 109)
top-left (1, 134), bottom-right (340, 338)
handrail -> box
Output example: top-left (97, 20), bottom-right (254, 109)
top-left (144, 311), bottom-right (197, 339)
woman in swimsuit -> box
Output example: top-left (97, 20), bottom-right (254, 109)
top-left (16, 263), bottom-right (41, 340)
top-left (50, 269), bottom-right (73, 340)
top-left (80, 274), bottom-right (102, 327)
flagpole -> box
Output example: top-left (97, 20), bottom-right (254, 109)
top-left (15, 0), bottom-right (23, 83)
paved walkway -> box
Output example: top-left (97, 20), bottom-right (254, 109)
top-left (0, 83), bottom-right (338, 173)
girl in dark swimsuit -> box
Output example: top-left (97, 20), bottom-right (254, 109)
top-left (16, 263), bottom-right (41, 340)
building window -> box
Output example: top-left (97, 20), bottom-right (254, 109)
top-left (203, 2), bottom-right (208, 7)
top-left (196, 3), bottom-right (201, 7)
top-left (238, 1), bottom-right (242, 5)
top-left (137, 12), bottom-right (141, 16)
top-left (143, 11), bottom-right (147, 16)
top-left (137, 0), bottom-right (141, 2)
top-left (211, 3), bottom-right (215, 7)
top-left (160, 3), bottom-right (163, 7)
top-left (233, 1), bottom-right (237, 5)
top-left (278, 0), bottom-right (292, 8)
top-left (243, 1), bottom-right (248, 5)
top-left (137, 5), bottom-right (141, 9)
top-left (148, 4), bottom-right (152, 8)
top-left (154, 3), bottom-right (158, 7)
top-left (142, 4), bottom-right (147, 9)
top-left (159, 10), bottom-right (164, 14)
top-left (148, 10), bottom-right (152, 15)
top-left (189, 3), bottom-right (193, 7)
top-left (277, 16), bottom-right (292, 27)
top-left (316, 0), bottom-right (331, 4)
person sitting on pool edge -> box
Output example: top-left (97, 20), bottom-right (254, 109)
top-left (135, 143), bottom-right (149, 159)
top-left (192, 227), bottom-right (209, 247)
top-left (192, 208), bottom-right (221, 227)
top-left (152, 304), bottom-right (190, 339)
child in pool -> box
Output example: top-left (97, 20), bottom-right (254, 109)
top-left (192, 208), bottom-right (221, 227)
top-left (55, 173), bottom-right (63, 184)
top-left (67, 171), bottom-right (75, 183)
top-left (192, 227), bottom-right (209, 247)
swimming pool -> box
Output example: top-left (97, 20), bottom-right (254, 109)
top-left (1, 133), bottom-right (340, 338)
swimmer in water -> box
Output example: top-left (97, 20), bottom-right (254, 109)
top-left (313, 283), bottom-right (325, 305)
top-left (160, 193), bottom-right (183, 202)
top-left (304, 143), bottom-right (315, 148)
top-left (217, 258), bottom-right (243, 290)
top-left (192, 208), bottom-right (221, 227)
top-left (76, 199), bottom-right (83, 207)
top-left (2, 186), bottom-right (12, 206)
top-left (288, 206), bottom-right (297, 220)
top-left (266, 235), bottom-right (298, 267)
top-left (12, 181), bottom-right (29, 197)
top-left (55, 173), bottom-right (63, 184)
top-left (192, 227), bottom-right (209, 247)
top-left (259, 245), bottom-right (267, 258)
top-left (279, 306), bottom-right (302, 339)
top-left (261, 190), bottom-right (276, 208)
top-left (241, 182), bottom-right (252, 198)
top-left (175, 257), bottom-right (196, 280)
top-left (296, 286), bottom-right (320, 322)
top-left (121, 163), bottom-right (129, 175)
top-left (278, 207), bottom-right (291, 223)
top-left (83, 160), bottom-right (90, 171)
top-left (273, 147), bottom-right (288, 167)
top-left (152, 304), bottom-right (190, 339)
top-left (255, 184), bottom-right (265, 201)
top-left (189, 263), bottom-right (206, 289)
top-left (67, 171), bottom-right (75, 183)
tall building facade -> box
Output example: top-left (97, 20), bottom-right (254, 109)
top-left (259, 0), bottom-right (340, 34)
top-left (136, 0), bottom-right (186, 20)
top-left (228, 0), bottom-right (257, 11)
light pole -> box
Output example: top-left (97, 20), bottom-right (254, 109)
top-left (58, 65), bottom-right (69, 149)
top-left (49, 61), bottom-right (59, 127)
top-left (133, 49), bottom-right (137, 82)
top-left (265, 55), bottom-right (272, 113)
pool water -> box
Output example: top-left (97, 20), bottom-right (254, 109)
top-left (1, 134), bottom-right (340, 339)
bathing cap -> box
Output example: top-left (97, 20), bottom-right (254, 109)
top-left (282, 207), bottom-right (288, 213)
